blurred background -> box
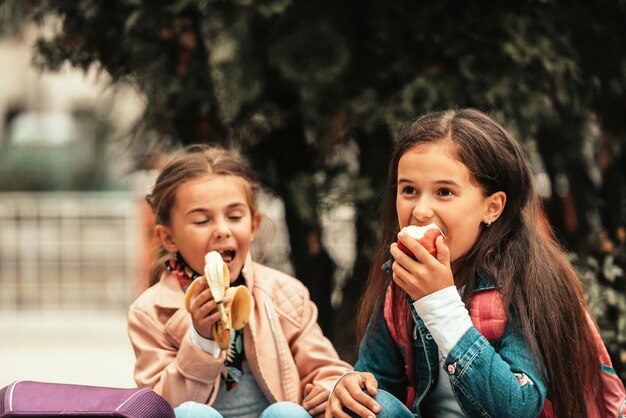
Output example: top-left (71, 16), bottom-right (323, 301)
top-left (1, 0), bottom-right (625, 388)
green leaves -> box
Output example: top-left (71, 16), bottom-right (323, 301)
top-left (25, 0), bottom-right (626, 256)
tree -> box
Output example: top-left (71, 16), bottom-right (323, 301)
top-left (24, 0), bottom-right (626, 363)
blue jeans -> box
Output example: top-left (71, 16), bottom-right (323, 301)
top-left (346, 389), bottom-right (414, 418)
top-left (174, 401), bottom-right (311, 418)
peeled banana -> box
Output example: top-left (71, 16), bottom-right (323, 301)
top-left (184, 251), bottom-right (251, 350)
top-left (204, 250), bottom-right (230, 332)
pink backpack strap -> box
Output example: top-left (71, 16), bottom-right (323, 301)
top-left (383, 285), bottom-right (401, 343)
top-left (384, 285), bottom-right (417, 408)
top-left (386, 285), bottom-right (626, 417)
top-left (583, 311), bottom-right (626, 418)
top-left (470, 290), bottom-right (626, 418)
top-left (469, 290), bottom-right (557, 418)
top-left (468, 289), bottom-right (507, 341)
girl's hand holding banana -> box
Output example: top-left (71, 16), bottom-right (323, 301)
top-left (186, 275), bottom-right (232, 341)
top-left (184, 251), bottom-right (251, 350)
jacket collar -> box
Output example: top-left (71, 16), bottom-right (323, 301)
top-left (155, 252), bottom-right (256, 309)
top-left (382, 259), bottom-right (392, 274)
top-left (475, 272), bottom-right (496, 291)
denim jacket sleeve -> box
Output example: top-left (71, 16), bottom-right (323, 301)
top-left (354, 310), bottom-right (408, 402)
top-left (445, 321), bottom-right (547, 418)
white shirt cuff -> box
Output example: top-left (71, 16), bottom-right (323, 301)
top-left (413, 286), bottom-right (473, 358)
top-left (188, 325), bottom-right (222, 358)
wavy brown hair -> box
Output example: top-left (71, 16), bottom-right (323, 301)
top-left (356, 109), bottom-right (599, 417)
top-left (145, 144), bottom-right (260, 286)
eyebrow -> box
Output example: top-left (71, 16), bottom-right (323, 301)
top-left (397, 178), bottom-right (461, 188)
top-left (434, 179), bottom-right (461, 187)
top-left (185, 202), bottom-right (247, 216)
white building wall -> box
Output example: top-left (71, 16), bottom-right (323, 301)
top-left (0, 23), bottom-right (144, 140)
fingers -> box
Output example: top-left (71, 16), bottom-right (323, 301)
top-left (306, 396), bottom-right (327, 416)
top-left (394, 232), bottom-right (438, 265)
top-left (188, 277), bottom-right (235, 339)
top-left (325, 392), bottom-right (352, 418)
top-left (334, 385), bottom-right (379, 418)
top-left (303, 383), bottom-right (320, 402)
top-left (327, 373), bottom-right (380, 418)
top-left (325, 396), bottom-right (349, 418)
top-left (435, 234), bottom-right (451, 267)
top-left (195, 294), bottom-right (233, 320)
top-left (389, 244), bottom-right (420, 297)
top-left (390, 241), bottom-right (454, 300)
top-left (303, 384), bottom-right (329, 416)
top-left (189, 278), bottom-right (209, 311)
top-left (309, 402), bottom-right (327, 417)
top-left (190, 279), bottom-right (233, 316)
top-left (302, 383), bottom-right (315, 408)
top-left (360, 372), bottom-right (378, 397)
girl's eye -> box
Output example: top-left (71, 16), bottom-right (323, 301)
top-left (193, 218), bottom-right (209, 225)
top-left (228, 213), bottom-right (244, 221)
top-left (402, 186), bottom-right (417, 195)
top-left (438, 188), bottom-right (454, 197)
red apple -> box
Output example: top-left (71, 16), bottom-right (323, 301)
top-left (397, 223), bottom-right (444, 260)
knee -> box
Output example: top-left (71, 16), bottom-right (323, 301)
top-left (370, 389), bottom-right (411, 418)
top-left (260, 401), bottom-right (311, 418)
top-left (174, 401), bottom-right (223, 418)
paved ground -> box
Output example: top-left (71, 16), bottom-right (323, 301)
top-left (0, 310), bottom-right (137, 389)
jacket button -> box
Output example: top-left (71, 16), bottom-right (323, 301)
top-left (447, 364), bottom-right (456, 374)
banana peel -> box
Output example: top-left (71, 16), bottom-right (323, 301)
top-left (184, 251), bottom-right (251, 350)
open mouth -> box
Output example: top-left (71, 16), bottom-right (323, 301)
top-left (218, 249), bottom-right (236, 264)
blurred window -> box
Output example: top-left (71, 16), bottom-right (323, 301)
top-left (0, 109), bottom-right (113, 191)
top-left (8, 112), bottom-right (80, 145)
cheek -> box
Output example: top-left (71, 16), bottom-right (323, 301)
top-left (181, 250), bottom-right (205, 274)
top-left (233, 228), bottom-right (255, 253)
top-left (448, 224), bottom-right (481, 260)
top-left (395, 201), bottom-right (412, 227)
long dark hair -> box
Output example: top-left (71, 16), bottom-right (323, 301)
top-left (357, 109), bottom-right (599, 417)
top-left (145, 144), bottom-right (260, 286)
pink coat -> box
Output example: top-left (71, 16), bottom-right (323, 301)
top-left (127, 255), bottom-right (352, 407)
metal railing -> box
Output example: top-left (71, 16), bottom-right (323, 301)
top-left (0, 191), bottom-right (356, 312)
top-left (0, 192), bottom-right (138, 311)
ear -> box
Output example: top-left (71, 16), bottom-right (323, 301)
top-left (154, 224), bottom-right (178, 253)
top-left (483, 191), bottom-right (506, 224)
top-left (250, 212), bottom-right (263, 242)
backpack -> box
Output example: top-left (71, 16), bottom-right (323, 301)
top-left (0, 380), bottom-right (175, 417)
top-left (383, 285), bottom-right (626, 418)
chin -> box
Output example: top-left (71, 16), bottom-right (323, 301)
top-left (228, 263), bottom-right (244, 282)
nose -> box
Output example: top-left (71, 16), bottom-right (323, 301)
top-left (213, 218), bottom-right (232, 239)
top-left (411, 198), bottom-right (434, 223)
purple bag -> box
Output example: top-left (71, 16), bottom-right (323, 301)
top-left (0, 380), bottom-right (175, 417)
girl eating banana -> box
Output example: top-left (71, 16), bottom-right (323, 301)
top-left (128, 144), bottom-right (351, 418)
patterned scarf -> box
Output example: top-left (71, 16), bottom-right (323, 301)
top-left (165, 253), bottom-right (201, 291)
top-left (165, 254), bottom-right (245, 391)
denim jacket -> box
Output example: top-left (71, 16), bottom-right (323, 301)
top-left (355, 273), bottom-right (548, 418)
